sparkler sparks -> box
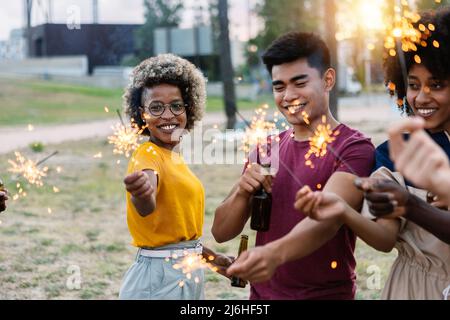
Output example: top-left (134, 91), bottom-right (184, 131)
top-left (107, 109), bottom-right (145, 159)
top-left (6, 151), bottom-right (60, 201)
top-left (8, 152), bottom-right (48, 187)
top-left (304, 116), bottom-right (340, 168)
top-left (337, 1), bottom-right (437, 72)
top-left (383, 0), bottom-right (440, 70)
top-left (241, 104), bottom-right (278, 155)
top-left (107, 123), bottom-right (142, 158)
top-left (384, 5), bottom-right (426, 55)
top-left (172, 252), bottom-right (219, 285)
top-left (331, 261), bottom-right (338, 269)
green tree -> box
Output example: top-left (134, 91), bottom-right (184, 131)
top-left (246, 0), bottom-right (321, 66)
top-left (208, 0), bottom-right (221, 54)
top-left (133, 0), bottom-right (183, 62)
top-left (217, 0), bottom-right (237, 129)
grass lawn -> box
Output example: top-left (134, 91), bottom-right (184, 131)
top-left (0, 77), bottom-right (273, 126)
top-left (0, 136), bottom-right (396, 299)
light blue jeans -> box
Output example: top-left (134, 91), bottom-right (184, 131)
top-left (119, 240), bottom-right (205, 300)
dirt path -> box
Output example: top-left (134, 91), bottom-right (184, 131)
top-left (0, 111), bottom-right (233, 155)
top-left (0, 93), bottom-right (401, 155)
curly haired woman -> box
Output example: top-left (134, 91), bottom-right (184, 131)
top-left (119, 54), bottom-right (232, 300)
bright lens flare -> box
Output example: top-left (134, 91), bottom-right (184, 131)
top-left (8, 152), bottom-right (48, 187)
top-left (107, 123), bottom-right (142, 158)
top-left (357, 0), bottom-right (385, 31)
top-left (336, 0), bottom-right (387, 41)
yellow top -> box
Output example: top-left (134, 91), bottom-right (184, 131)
top-left (126, 141), bottom-right (204, 248)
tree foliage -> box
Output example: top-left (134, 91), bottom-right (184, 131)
top-left (246, 0), bottom-right (321, 66)
top-left (133, 0), bottom-right (184, 62)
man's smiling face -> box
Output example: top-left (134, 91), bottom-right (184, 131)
top-left (271, 58), bottom-right (333, 127)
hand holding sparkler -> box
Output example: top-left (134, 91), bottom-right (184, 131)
top-left (294, 185), bottom-right (348, 222)
top-left (355, 177), bottom-right (450, 245)
top-left (201, 246), bottom-right (234, 280)
top-left (124, 170), bottom-right (157, 217)
top-left (227, 242), bottom-right (280, 283)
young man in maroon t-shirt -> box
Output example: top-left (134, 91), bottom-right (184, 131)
top-left (212, 32), bottom-right (375, 299)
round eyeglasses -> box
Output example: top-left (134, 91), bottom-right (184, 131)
top-left (144, 102), bottom-right (187, 117)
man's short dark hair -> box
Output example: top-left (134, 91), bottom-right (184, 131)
top-left (262, 32), bottom-right (331, 76)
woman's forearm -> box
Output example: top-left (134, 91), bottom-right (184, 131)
top-left (342, 205), bottom-right (399, 252)
top-left (131, 195), bottom-right (156, 217)
top-left (431, 170), bottom-right (450, 207)
top-left (212, 184), bottom-right (252, 243)
top-left (405, 194), bottom-right (450, 245)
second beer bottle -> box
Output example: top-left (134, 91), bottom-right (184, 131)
top-left (230, 234), bottom-right (249, 288)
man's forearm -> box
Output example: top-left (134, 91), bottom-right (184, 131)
top-left (268, 218), bottom-right (342, 265)
top-left (212, 188), bottom-right (251, 243)
top-left (406, 194), bottom-right (450, 245)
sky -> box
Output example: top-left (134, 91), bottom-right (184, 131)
top-left (0, 0), bottom-right (261, 41)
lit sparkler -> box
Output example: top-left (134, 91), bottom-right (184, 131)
top-left (107, 123), bottom-right (142, 158)
top-left (304, 116), bottom-right (340, 168)
top-left (240, 105), bottom-right (281, 175)
top-left (172, 252), bottom-right (219, 286)
top-left (107, 110), bottom-right (144, 158)
top-left (383, 3), bottom-right (431, 58)
top-left (8, 152), bottom-right (49, 187)
top-left (337, 1), bottom-right (436, 75)
top-left (7, 151), bottom-right (59, 200)
top-left (381, 1), bottom-right (440, 109)
top-left (241, 104), bottom-right (278, 155)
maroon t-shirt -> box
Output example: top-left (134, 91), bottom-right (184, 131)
top-left (248, 124), bottom-right (375, 300)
